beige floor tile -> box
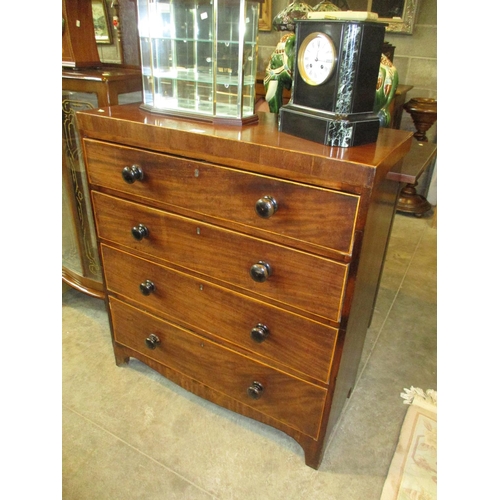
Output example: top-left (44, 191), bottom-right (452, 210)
top-left (63, 406), bottom-right (214, 499)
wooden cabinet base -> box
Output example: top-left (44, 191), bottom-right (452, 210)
top-left (112, 339), bottom-right (329, 469)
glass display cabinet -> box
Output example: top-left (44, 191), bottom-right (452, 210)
top-left (137, 0), bottom-right (262, 124)
top-left (62, 69), bottom-right (142, 299)
top-left (62, 0), bottom-right (143, 299)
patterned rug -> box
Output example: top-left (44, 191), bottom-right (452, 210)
top-left (380, 387), bottom-right (437, 500)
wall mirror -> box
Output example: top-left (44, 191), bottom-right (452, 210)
top-left (367, 0), bottom-right (419, 34)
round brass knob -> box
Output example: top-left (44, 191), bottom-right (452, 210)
top-left (251, 324), bottom-right (270, 343)
top-left (139, 280), bottom-right (156, 296)
top-left (250, 261), bottom-right (272, 283)
top-left (132, 224), bottom-right (149, 241)
top-left (145, 333), bottom-right (160, 349)
top-left (247, 381), bottom-right (264, 400)
top-left (255, 195), bottom-right (278, 218)
top-left (122, 165), bottom-right (144, 184)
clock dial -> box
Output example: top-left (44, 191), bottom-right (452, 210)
top-left (297, 32), bottom-right (337, 86)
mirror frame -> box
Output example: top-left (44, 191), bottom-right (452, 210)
top-left (372, 0), bottom-right (420, 35)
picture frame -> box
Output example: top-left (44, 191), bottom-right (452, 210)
top-left (259, 0), bottom-right (272, 31)
top-left (92, 0), bottom-right (113, 44)
top-left (367, 0), bottom-right (420, 34)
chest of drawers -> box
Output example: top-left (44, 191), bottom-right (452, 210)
top-left (77, 104), bottom-right (412, 469)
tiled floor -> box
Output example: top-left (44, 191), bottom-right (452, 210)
top-left (62, 211), bottom-right (437, 500)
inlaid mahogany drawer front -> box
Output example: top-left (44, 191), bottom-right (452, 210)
top-left (101, 244), bottom-right (338, 383)
top-left (93, 192), bottom-right (348, 321)
top-left (109, 297), bottom-right (327, 438)
top-left (84, 139), bottom-right (359, 255)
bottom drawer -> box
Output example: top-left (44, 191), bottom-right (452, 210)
top-left (109, 297), bottom-right (327, 439)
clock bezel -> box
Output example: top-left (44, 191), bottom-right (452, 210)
top-left (297, 32), bottom-right (337, 86)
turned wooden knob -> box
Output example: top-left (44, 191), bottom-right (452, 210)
top-left (131, 223), bottom-right (149, 241)
top-left (255, 195), bottom-right (278, 218)
top-left (139, 280), bottom-right (156, 296)
top-left (247, 381), bottom-right (264, 400)
top-left (250, 261), bottom-right (272, 283)
top-left (122, 165), bottom-right (144, 184)
top-left (145, 333), bottom-right (160, 349)
top-left (251, 324), bottom-right (270, 343)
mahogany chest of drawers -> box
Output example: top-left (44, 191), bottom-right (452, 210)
top-left (77, 104), bottom-right (411, 469)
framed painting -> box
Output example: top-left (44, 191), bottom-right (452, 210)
top-left (259, 0), bottom-right (272, 31)
top-left (92, 0), bottom-right (113, 44)
top-left (367, 0), bottom-right (420, 34)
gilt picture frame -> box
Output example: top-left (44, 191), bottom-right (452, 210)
top-left (368, 0), bottom-right (420, 34)
top-left (259, 0), bottom-right (272, 31)
top-left (92, 0), bottom-right (113, 44)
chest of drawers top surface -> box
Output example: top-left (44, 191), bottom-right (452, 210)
top-left (77, 104), bottom-right (412, 192)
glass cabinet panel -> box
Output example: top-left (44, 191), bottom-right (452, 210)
top-left (137, 0), bottom-right (260, 123)
top-left (62, 91), bottom-right (103, 297)
top-left (62, 67), bottom-right (142, 298)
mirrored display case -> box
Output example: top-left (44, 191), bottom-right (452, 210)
top-left (137, 0), bottom-right (261, 124)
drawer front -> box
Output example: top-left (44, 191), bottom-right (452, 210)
top-left (109, 297), bottom-right (327, 439)
top-left (84, 139), bottom-right (359, 255)
top-left (101, 244), bottom-right (338, 383)
top-left (93, 192), bottom-right (348, 321)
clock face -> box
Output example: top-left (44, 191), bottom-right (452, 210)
top-left (297, 32), bottom-right (337, 86)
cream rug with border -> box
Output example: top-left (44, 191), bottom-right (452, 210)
top-left (380, 387), bottom-right (437, 500)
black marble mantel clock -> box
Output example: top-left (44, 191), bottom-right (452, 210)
top-left (279, 19), bottom-right (386, 147)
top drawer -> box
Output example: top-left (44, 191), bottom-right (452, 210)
top-left (84, 139), bottom-right (359, 256)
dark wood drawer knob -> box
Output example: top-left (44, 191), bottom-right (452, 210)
top-left (251, 324), bottom-right (270, 343)
top-left (250, 261), bottom-right (272, 283)
top-left (247, 381), bottom-right (264, 400)
top-left (139, 279), bottom-right (156, 296)
top-left (131, 223), bottom-right (149, 241)
top-left (122, 165), bottom-right (144, 184)
top-left (145, 333), bottom-right (160, 349)
top-left (255, 195), bottom-right (278, 218)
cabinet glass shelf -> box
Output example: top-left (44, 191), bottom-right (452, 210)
top-left (137, 0), bottom-right (261, 124)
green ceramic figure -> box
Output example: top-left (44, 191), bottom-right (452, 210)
top-left (264, 33), bottom-right (296, 114)
top-left (374, 54), bottom-right (399, 127)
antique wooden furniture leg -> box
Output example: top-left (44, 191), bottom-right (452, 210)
top-left (397, 98), bottom-right (437, 216)
top-left (391, 140), bottom-right (437, 217)
top-left (396, 171), bottom-right (432, 216)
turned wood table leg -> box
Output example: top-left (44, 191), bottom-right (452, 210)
top-left (398, 98), bottom-right (437, 217)
top-left (397, 179), bottom-right (432, 217)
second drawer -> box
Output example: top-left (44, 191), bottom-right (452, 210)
top-left (93, 192), bottom-right (348, 322)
